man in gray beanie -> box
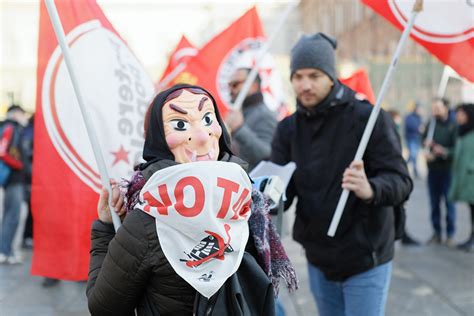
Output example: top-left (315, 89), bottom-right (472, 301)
top-left (290, 33), bottom-right (337, 83)
top-left (271, 33), bottom-right (412, 316)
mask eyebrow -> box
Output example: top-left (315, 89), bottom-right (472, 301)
top-left (169, 103), bottom-right (188, 114)
top-left (198, 97), bottom-right (209, 111)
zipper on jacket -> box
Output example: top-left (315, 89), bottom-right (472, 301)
top-left (361, 217), bottom-right (378, 267)
top-left (372, 251), bottom-right (378, 267)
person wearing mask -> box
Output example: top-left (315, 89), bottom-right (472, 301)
top-left (271, 33), bottom-right (412, 316)
top-left (449, 103), bottom-right (474, 251)
top-left (87, 85), bottom-right (297, 316)
top-left (425, 97), bottom-right (457, 247)
top-left (225, 68), bottom-right (277, 171)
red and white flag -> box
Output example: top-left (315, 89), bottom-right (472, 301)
top-left (158, 35), bottom-right (198, 84)
top-left (362, 0), bottom-right (474, 83)
top-left (340, 68), bottom-right (376, 104)
top-left (166, 7), bottom-right (286, 116)
top-left (32, 0), bottom-right (155, 280)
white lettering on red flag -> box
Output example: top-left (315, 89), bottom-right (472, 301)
top-left (363, 0), bottom-right (474, 82)
top-left (167, 7), bottom-right (287, 116)
top-left (32, 0), bottom-right (154, 280)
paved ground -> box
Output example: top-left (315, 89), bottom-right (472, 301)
top-left (1, 176), bottom-right (473, 316)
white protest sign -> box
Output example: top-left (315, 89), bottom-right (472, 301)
top-left (137, 161), bottom-right (252, 298)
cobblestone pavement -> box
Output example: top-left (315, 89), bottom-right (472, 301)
top-left (1, 177), bottom-right (473, 315)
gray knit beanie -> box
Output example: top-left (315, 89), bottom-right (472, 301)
top-left (290, 32), bottom-right (337, 82)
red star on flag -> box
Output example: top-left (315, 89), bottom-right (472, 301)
top-left (259, 67), bottom-right (274, 97)
top-left (248, 56), bottom-right (275, 98)
top-left (111, 145), bottom-right (130, 166)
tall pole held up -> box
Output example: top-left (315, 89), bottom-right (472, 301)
top-left (231, 1), bottom-right (299, 111)
top-left (44, 0), bottom-right (122, 231)
top-left (327, 0), bottom-right (424, 237)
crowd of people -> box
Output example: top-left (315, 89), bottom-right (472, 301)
top-left (1, 31), bottom-right (473, 316)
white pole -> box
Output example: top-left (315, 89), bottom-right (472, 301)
top-left (44, 0), bottom-right (121, 231)
top-left (327, 0), bottom-right (423, 237)
top-left (425, 117), bottom-right (436, 150)
top-left (425, 66), bottom-right (451, 148)
top-left (231, 1), bottom-right (300, 110)
top-left (425, 67), bottom-right (451, 151)
top-left (437, 66), bottom-right (450, 98)
top-left (156, 62), bottom-right (187, 92)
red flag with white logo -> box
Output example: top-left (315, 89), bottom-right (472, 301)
top-left (340, 68), bottom-right (376, 104)
top-left (362, 0), bottom-right (474, 83)
top-left (158, 35), bottom-right (198, 83)
top-left (167, 7), bottom-right (286, 116)
top-left (32, 0), bottom-right (155, 280)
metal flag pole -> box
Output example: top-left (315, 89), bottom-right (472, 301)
top-left (425, 66), bottom-right (452, 149)
top-left (327, 0), bottom-right (423, 237)
top-left (231, 1), bottom-right (300, 110)
top-left (437, 66), bottom-right (451, 98)
top-left (156, 62), bottom-right (187, 92)
top-left (44, 0), bottom-right (122, 231)
top-left (425, 66), bottom-right (452, 152)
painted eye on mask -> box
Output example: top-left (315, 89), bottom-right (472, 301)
top-left (169, 119), bottom-right (189, 131)
top-left (202, 112), bottom-right (214, 127)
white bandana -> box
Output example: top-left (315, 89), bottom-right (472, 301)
top-left (137, 161), bottom-right (251, 298)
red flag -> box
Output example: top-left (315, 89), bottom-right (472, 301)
top-left (158, 35), bottom-right (198, 83)
top-left (167, 7), bottom-right (286, 116)
top-left (340, 69), bottom-right (376, 104)
top-left (362, 0), bottom-right (474, 82)
top-left (33, 0), bottom-right (155, 280)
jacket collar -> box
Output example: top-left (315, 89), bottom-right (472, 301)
top-left (242, 92), bottom-right (264, 109)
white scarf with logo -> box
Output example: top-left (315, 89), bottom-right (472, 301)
top-left (137, 161), bottom-right (251, 298)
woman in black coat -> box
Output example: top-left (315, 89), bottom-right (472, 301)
top-left (86, 84), bottom-right (296, 316)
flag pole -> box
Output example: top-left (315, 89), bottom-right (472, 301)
top-left (156, 62), bottom-right (187, 92)
top-left (437, 66), bottom-right (451, 98)
top-left (327, 0), bottom-right (423, 237)
top-left (231, 1), bottom-right (300, 111)
top-left (425, 66), bottom-right (451, 147)
top-left (44, 0), bottom-right (121, 231)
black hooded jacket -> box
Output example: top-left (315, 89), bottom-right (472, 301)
top-left (271, 82), bottom-right (412, 280)
top-left (86, 85), bottom-right (265, 315)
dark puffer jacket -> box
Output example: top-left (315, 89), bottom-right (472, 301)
top-left (87, 158), bottom-right (265, 316)
top-left (87, 84), bottom-right (276, 315)
top-left (87, 209), bottom-right (195, 316)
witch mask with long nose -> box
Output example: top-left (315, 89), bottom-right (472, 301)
top-left (163, 89), bottom-right (222, 163)
top-left (142, 84), bottom-right (233, 165)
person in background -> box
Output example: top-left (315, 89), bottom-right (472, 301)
top-left (404, 102), bottom-right (423, 178)
top-left (390, 109), bottom-right (420, 246)
top-left (225, 68), bottom-right (284, 316)
top-left (225, 68), bottom-right (277, 171)
top-left (0, 104), bottom-right (28, 264)
top-left (425, 97), bottom-right (457, 247)
top-left (449, 103), bottom-right (474, 252)
top-left (22, 115), bottom-right (34, 249)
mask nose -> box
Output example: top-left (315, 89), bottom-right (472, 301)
top-left (188, 127), bottom-right (212, 147)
